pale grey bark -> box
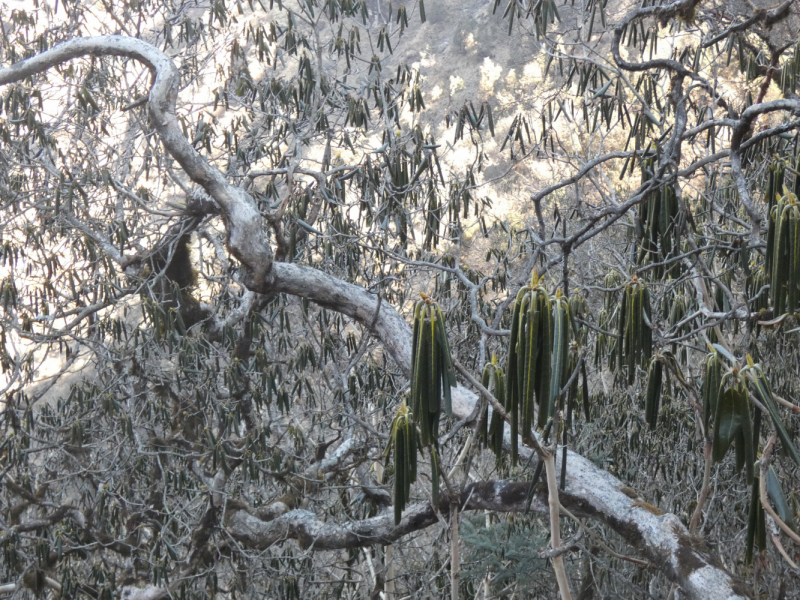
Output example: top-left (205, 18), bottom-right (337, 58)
top-left (225, 480), bottom-right (547, 551)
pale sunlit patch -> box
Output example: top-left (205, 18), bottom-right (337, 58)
top-left (520, 61), bottom-right (542, 86)
top-left (480, 57), bottom-right (502, 92)
top-left (449, 75), bottom-right (465, 96)
top-left (464, 32), bottom-right (477, 50)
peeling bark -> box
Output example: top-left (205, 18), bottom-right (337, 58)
top-left (225, 481), bottom-right (546, 551)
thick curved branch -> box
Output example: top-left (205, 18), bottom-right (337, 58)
top-left (263, 261), bottom-right (749, 600)
top-left (726, 98), bottom-right (800, 244)
top-left (611, 0), bottom-right (702, 77)
top-left (225, 481), bottom-right (548, 551)
top-left (701, 0), bottom-right (794, 48)
top-left (270, 262), bottom-right (413, 368)
top-left (0, 36), bottom-right (273, 289)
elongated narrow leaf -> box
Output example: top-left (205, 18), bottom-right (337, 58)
top-left (536, 290), bottom-right (553, 428)
top-left (737, 387), bottom-right (755, 485)
top-left (411, 304), bottom-right (427, 417)
top-left (418, 322), bottom-right (433, 445)
top-left (520, 294), bottom-right (536, 434)
top-left (549, 297), bottom-right (569, 420)
top-left (772, 201), bottom-right (790, 314)
top-left (767, 466), bottom-right (795, 531)
top-left (615, 284), bottom-right (627, 372)
top-left (434, 304), bottom-right (457, 387)
top-left (481, 365), bottom-right (493, 446)
top-left (631, 284), bottom-right (642, 385)
top-left (580, 359), bottom-right (590, 422)
top-left (394, 424), bottom-right (406, 524)
top-left (791, 206), bottom-right (800, 313)
top-left (517, 298), bottom-right (531, 433)
top-left (749, 367), bottom-right (800, 466)
top-left (703, 352), bottom-right (722, 432)
top-left (644, 358), bottom-right (663, 429)
top-left (711, 343), bottom-right (736, 365)
top-left (642, 285), bottom-right (653, 363)
top-left (408, 421), bottom-right (417, 486)
top-left (492, 371), bottom-right (506, 459)
top-left (745, 474), bottom-right (764, 564)
top-left (713, 386), bottom-right (744, 463)
top-left (428, 316), bottom-right (440, 415)
top-left (430, 447), bottom-right (439, 506)
top-left (505, 287), bottom-right (527, 464)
